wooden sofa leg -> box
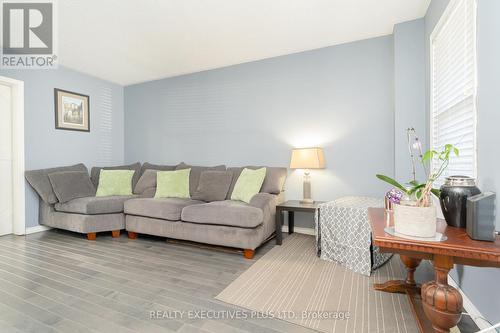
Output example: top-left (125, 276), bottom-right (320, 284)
top-left (243, 249), bottom-right (255, 259)
top-left (111, 230), bottom-right (120, 238)
top-left (87, 233), bottom-right (96, 241)
top-left (128, 231), bottom-right (138, 239)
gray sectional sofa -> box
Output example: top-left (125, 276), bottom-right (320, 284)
top-left (26, 163), bottom-right (140, 240)
top-left (26, 162), bottom-right (287, 258)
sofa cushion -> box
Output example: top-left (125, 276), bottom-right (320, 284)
top-left (226, 166), bottom-right (287, 198)
top-left (40, 202), bottom-right (125, 233)
top-left (192, 171), bottom-right (233, 202)
top-left (139, 162), bottom-right (178, 177)
top-left (91, 162), bottom-right (141, 191)
top-left (48, 171), bottom-right (96, 203)
top-left (124, 198), bottom-right (203, 221)
top-left (176, 163), bottom-right (226, 196)
top-left (55, 195), bottom-right (137, 215)
top-left (181, 200), bottom-right (264, 228)
top-left (25, 163), bottom-right (88, 204)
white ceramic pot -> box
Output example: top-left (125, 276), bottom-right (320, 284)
top-left (393, 204), bottom-right (437, 238)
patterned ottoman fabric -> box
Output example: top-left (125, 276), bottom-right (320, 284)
top-left (315, 196), bottom-right (392, 276)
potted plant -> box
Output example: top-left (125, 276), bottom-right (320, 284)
top-left (376, 130), bottom-right (459, 238)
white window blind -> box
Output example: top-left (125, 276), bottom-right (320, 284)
top-left (430, 0), bottom-right (477, 185)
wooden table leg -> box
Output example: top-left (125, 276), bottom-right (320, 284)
top-left (374, 255), bottom-right (422, 293)
top-left (421, 255), bottom-right (463, 333)
top-left (275, 209), bottom-right (283, 245)
top-left (374, 255), bottom-right (435, 333)
top-left (288, 211), bottom-right (294, 234)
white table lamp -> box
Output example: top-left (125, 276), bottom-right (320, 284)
top-left (289, 147), bottom-right (325, 204)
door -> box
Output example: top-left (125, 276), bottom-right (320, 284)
top-left (0, 83), bottom-right (13, 236)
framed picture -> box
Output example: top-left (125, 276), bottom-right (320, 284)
top-left (54, 88), bottom-right (90, 132)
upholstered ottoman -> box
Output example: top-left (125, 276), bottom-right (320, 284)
top-left (315, 196), bottom-right (392, 276)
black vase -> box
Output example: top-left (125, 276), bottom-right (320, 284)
top-left (439, 176), bottom-right (481, 228)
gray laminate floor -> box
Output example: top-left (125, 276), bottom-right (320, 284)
top-left (0, 230), bottom-right (478, 333)
top-left (0, 230), bottom-right (319, 333)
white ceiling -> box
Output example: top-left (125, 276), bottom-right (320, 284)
top-left (58, 0), bottom-right (430, 86)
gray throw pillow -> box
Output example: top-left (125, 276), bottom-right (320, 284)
top-left (139, 162), bottom-right (178, 177)
top-left (134, 163), bottom-right (179, 194)
top-left (261, 167), bottom-right (288, 194)
top-left (140, 187), bottom-right (156, 198)
top-left (48, 171), bottom-right (96, 203)
top-left (176, 163), bottom-right (226, 196)
top-left (25, 163), bottom-right (88, 204)
top-left (134, 169), bottom-right (158, 194)
top-left (192, 171), bottom-right (233, 202)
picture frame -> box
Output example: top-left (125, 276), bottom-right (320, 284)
top-left (54, 88), bottom-right (90, 132)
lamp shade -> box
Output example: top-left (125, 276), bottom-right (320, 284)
top-left (289, 147), bottom-right (325, 169)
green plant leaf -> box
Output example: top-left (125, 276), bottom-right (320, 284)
top-left (408, 180), bottom-right (420, 186)
top-left (376, 174), bottom-right (408, 193)
top-left (415, 189), bottom-right (422, 199)
top-left (408, 183), bottom-right (425, 194)
top-left (431, 188), bottom-right (441, 197)
top-left (422, 150), bottom-right (437, 162)
top-left (422, 151), bottom-right (432, 162)
top-left (453, 147), bottom-right (459, 156)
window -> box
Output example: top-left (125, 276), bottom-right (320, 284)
top-left (430, 0), bottom-right (477, 185)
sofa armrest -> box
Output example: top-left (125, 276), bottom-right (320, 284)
top-left (249, 192), bottom-right (276, 209)
top-left (249, 193), bottom-right (278, 240)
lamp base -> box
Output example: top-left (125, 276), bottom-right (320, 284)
top-left (300, 199), bottom-right (314, 204)
top-left (302, 172), bottom-right (314, 204)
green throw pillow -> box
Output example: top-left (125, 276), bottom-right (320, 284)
top-left (95, 170), bottom-right (134, 197)
top-left (231, 167), bottom-right (267, 203)
top-left (155, 169), bottom-right (191, 199)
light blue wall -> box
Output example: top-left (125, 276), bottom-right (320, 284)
top-left (125, 36), bottom-right (395, 228)
top-left (426, 0), bottom-right (500, 325)
top-left (3, 2), bottom-right (498, 323)
top-left (393, 19), bottom-right (426, 182)
top-left (475, 0), bottom-right (500, 236)
top-left (0, 66), bottom-right (124, 228)
top-left (451, 0), bottom-right (500, 325)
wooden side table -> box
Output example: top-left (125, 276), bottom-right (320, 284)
top-left (275, 200), bottom-right (324, 245)
top-left (368, 208), bottom-right (500, 333)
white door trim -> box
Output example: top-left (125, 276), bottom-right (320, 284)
top-left (0, 76), bottom-right (25, 235)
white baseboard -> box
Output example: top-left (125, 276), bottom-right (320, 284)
top-left (282, 225), bottom-right (315, 236)
top-left (448, 275), bottom-right (491, 330)
top-left (25, 225), bottom-right (52, 235)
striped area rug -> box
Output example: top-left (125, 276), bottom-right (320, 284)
top-left (216, 233), bottom-right (419, 333)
